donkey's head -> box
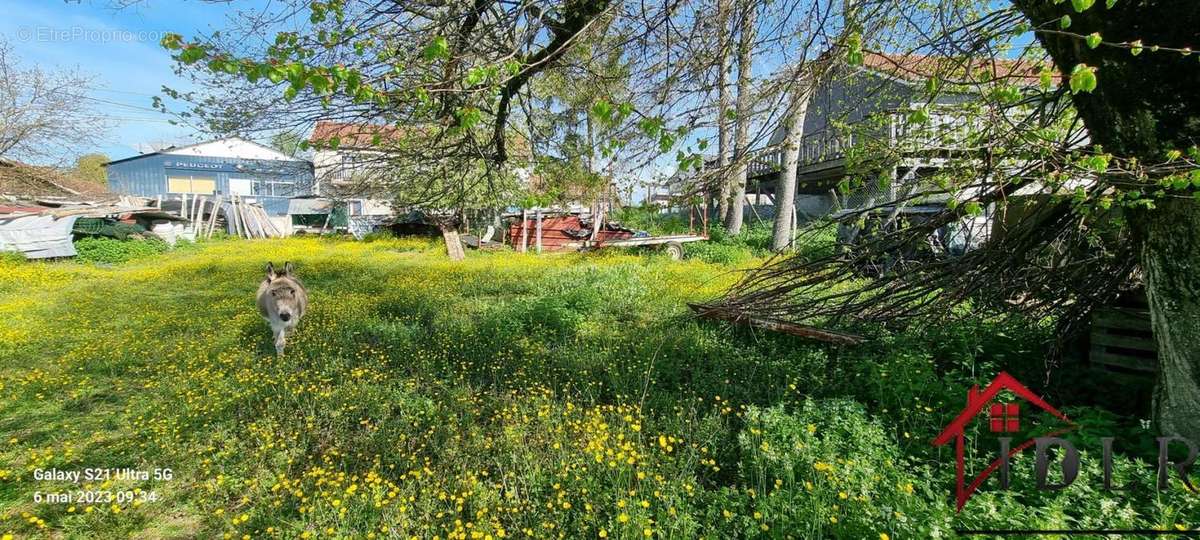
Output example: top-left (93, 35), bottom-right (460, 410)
top-left (263, 262), bottom-right (302, 323)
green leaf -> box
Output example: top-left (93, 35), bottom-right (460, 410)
top-left (1083, 153), bottom-right (1110, 172)
top-left (456, 106), bottom-right (481, 130)
top-left (159, 33), bottom-right (184, 50)
top-left (464, 67), bottom-right (486, 86)
top-left (283, 86), bottom-right (298, 101)
top-left (1039, 68), bottom-right (1054, 90)
top-left (308, 72), bottom-right (330, 93)
top-left (846, 32), bottom-right (863, 66)
top-left (422, 36), bottom-right (449, 61)
top-left (1086, 32), bottom-right (1102, 49)
top-left (1068, 64), bottom-right (1097, 94)
top-left (591, 100), bottom-right (613, 123)
top-left (990, 85), bottom-right (1021, 104)
top-left (963, 201), bottom-right (983, 216)
top-left (1130, 40), bottom-right (1143, 56)
top-left (1105, 0), bottom-right (1116, 7)
top-left (310, 2), bottom-right (327, 23)
top-left (638, 118), bottom-right (663, 138)
top-left (907, 107), bottom-right (930, 124)
top-left (658, 132), bottom-right (676, 153)
top-left (344, 71), bottom-right (361, 94)
top-left (1070, 0), bottom-right (1095, 12)
top-left (178, 45), bottom-right (208, 64)
top-left (1059, 15), bottom-right (1072, 29)
top-left (286, 63), bottom-right (307, 86)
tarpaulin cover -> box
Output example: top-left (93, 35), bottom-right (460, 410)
top-left (0, 214), bottom-right (81, 258)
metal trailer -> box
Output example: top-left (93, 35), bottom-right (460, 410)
top-left (586, 234), bottom-right (708, 260)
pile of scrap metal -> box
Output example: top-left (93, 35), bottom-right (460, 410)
top-left (506, 210), bottom-right (636, 253)
top-left (0, 195), bottom-right (187, 259)
top-left (0, 159), bottom-right (186, 259)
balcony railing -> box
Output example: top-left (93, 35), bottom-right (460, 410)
top-left (747, 108), bottom-right (978, 178)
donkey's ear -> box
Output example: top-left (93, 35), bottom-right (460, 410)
top-left (265, 262), bottom-right (276, 281)
top-left (283, 262), bottom-right (295, 276)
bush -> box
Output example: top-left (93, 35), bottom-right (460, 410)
top-left (685, 223), bottom-right (774, 265)
top-left (731, 400), bottom-right (951, 538)
top-left (73, 236), bottom-right (170, 264)
top-left (0, 250), bottom-right (26, 264)
top-left (360, 230), bottom-right (396, 242)
top-left (611, 205), bottom-right (691, 235)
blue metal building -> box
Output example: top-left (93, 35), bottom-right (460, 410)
top-left (105, 137), bottom-right (315, 216)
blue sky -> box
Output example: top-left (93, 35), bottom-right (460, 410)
top-left (0, 0), bottom-right (259, 163)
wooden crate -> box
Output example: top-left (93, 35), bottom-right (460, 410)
top-left (1089, 295), bottom-right (1156, 373)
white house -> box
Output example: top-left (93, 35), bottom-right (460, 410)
top-left (308, 121), bottom-right (401, 218)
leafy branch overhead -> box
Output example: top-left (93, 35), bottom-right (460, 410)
top-left (161, 0), bottom-right (624, 165)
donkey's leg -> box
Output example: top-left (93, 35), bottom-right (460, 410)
top-left (274, 326), bottom-right (287, 355)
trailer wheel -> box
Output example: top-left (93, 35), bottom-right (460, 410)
top-left (664, 241), bottom-right (685, 260)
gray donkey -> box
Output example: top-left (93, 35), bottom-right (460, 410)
top-left (256, 262), bottom-right (308, 355)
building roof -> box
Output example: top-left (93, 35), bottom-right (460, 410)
top-left (309, 121), bottom-right (407, 149)
top-left (105, 136), bottom-right (304, 166)
top-left (860, 51), bottom-right (1053, 86)
top-left (0, 159), bottom-right (109, 198)
top-left (309, 120), bottom-right (539, 160)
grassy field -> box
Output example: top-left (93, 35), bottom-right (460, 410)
top-left (0, 237), bottom-right (1197, 539)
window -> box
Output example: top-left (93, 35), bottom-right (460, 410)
top-left (989, 403), bottom-right (1020, 433)
top-left (340, 154), bottom-right (362, 179)
top-left (265, 180), bottom-right (296, 197)
top-left (252, 178), bottom-right (296, 197)
top-left (167, 175), bottom-right (216, 194)
top-left (229, 178), bottom-right (254, 196)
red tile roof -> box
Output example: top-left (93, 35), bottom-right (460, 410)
top-left (310, 120), bottom-right (534, 159)
top-left (309, 121), bottom-right (407, 149)
top-left (861, 51), bottom-right (1054, 85)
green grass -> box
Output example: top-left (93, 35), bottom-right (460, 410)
top-left (0, 236), bottom-right (1196, 539)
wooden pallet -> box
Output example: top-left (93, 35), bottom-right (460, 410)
top-left (1090, 299), bottom-right (1156, 373)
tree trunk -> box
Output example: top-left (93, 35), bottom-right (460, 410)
top-left (724, 0), bottom-right (757, 234)
top-left (1140, 198), bottom-right (1200, 440)
top-left (715, 0), bottom-right (733, 223)
top-left (771, 80), bottom-right (813, 251)
top-left (1011, 0), bottom-right (1200, 439)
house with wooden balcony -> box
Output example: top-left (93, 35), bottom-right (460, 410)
top-left (745, 51), bottom-right (1049, 224)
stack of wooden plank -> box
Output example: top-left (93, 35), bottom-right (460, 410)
top-left (1090, 294), bottom-right (1157, 374)
top-left (172, 194), bottom-right (285, 239)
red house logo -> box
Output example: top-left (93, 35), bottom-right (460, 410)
top-left (931, 372), bottom-right (1076, 510)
